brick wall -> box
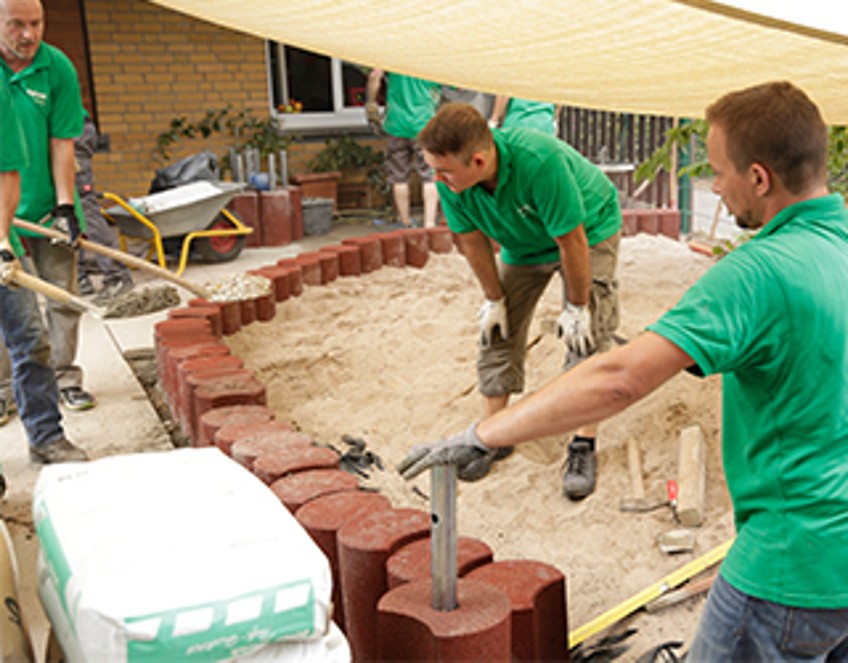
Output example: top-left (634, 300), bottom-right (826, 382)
top-left (84, 0), bottom-right (269, 195)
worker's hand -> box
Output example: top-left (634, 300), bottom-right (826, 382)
top-left (555, 303), bottom-right (595, 358)
top-left (0, 237), bottom-right (14, 263)
top-left (397, 423), bottom-right (490, 480)
top-left (0, 238), bottom-right (17, 285)
top-left (51, 203), bottom-right (82, 248)
top-left (365, 102), bottom-right (382, 134)
top-left (478, 297), bottom-right (508, 348)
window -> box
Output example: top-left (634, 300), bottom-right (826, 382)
top-left (267, 43), bottom-right (370, 133)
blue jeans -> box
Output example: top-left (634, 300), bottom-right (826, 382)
top-left (0, 276), bottom-right (64, 448)
top-left (687, 574), bottom-right (848, 661)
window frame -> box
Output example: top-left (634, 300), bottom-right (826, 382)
top-left (267, 42), bottom-right (370, 134)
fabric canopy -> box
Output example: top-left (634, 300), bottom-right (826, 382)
top-left (149, 0), bottom-right (848, 123)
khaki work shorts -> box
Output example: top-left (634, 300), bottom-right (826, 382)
top-left (385, 135), bottom-right (434, 184)
top-left (477, 232), bottom-right (621, 397)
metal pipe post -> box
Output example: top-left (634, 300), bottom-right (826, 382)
top-left (430, 464), bottom-right (458, 611)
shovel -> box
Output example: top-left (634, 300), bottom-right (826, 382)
top-left (12, 217), bottom-right (211, 299)
top-left (0, 258), bottom-right (179, 319)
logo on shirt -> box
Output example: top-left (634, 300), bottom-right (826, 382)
top-left (516, 204), bottom-right (534, 218)
top-left (26, 88), bottom-right (47, 107)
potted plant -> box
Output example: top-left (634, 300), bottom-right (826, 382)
top-left (299, 135), bottom-right (389, 210)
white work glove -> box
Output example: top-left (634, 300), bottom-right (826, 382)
top-left (555, 302), bottom-right (595, 358)
top-left (0, 238), bottom-right (18, 285)
top-left (478, 297), bottom-right (508, 348)
top-left (397, 423), bottom-right (490, 480)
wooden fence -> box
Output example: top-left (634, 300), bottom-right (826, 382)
top-left (559, 106), bottom-right (675, 210)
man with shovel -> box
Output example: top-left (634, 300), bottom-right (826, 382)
top-left (0, 0), bottom-right (96, 426)
top-left (401, 81), bottom-right (848, 659)
top-left (1, 77), bottom-right (87, 464)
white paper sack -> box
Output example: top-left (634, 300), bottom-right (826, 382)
top-left (33, 448), bottom-right (334, 663)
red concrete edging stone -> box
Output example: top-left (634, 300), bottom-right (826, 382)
top-left (342, 236), bottom-right (382, 273)
top-left (426, 226), bottom-right (454, 254)
top-left (252, 444), bottom-right (340, 484)
top-left (319, 244), bottom-right (362, 277)
top-left (465, 559), bottom-right (569, 662)
top-left (403, 228), bottom-right (430, 269)
top-left (230, 429), bottom-right (314, 470)
top-left (377, 231), bottom-right (406, 268)
top-left (295, 491), bottom-right (392, 631)
top-left (196, 404), bottom-right (275, 448)
top-left (214, 418), bottom-right (299, 457)
top-left (337, 507), bottom-right (430, 662)
top-left (386, 536), bottom-right (494, 589)
top-left (269, 468), bottom-right (360, 513)
top-left (377, 578), bottom-right (512, 662)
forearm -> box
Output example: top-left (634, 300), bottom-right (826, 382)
top-left (366, 69), bottom-right (384, 104)
top-left (489, 96), bottom-right (509, 125)
top-left (0, 171), bottom-right (21, 241)
top-left (476, 332), bottom-right (692, 448)
top-left (556, 226), bottom-right (592, 306)
top-left (455, 231), bottom-right (502, 300)
top-left (50, 138), bottom-right (76, 205)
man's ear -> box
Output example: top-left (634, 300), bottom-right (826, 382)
top-left (751, 162), bottom-right (772, 196)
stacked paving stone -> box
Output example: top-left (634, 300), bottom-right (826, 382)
top-left (153, 214), bottom-right (679, 661)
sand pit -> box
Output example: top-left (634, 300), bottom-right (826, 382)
top-left (226, 233), bottom-right (736, 659)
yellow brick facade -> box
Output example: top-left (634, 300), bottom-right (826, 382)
top-left (85, 0), bottom-right (270, 195)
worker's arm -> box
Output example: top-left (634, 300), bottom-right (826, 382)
top-left (0, 170), bottom-right (21, 247)
top-left (50, 137), bottom-right (76, 206)
top-left (477, 332), bottom-right (693, 448)
top-left (554, 225), bottom-right (592, 307)
top-left (399, 332), bottom-right (695, 479)
top-left (489, 95), bottom-right (510, 127)
top-left (454, 230), bottom-right (503, 300)
top-left (366, 68), bottom-right (385, 105)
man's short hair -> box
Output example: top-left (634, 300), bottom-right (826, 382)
top-left (706, 81), bottom-right (828, 194)
top-left (417, 102), bottom-right (493, 163)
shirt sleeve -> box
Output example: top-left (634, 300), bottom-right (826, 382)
top-left (48, 49), bottom-right (84, 140)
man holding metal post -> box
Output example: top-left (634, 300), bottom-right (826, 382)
top-left (414, 102), bottom-right (622, 499)
top-left (0, 0), bottom-right (96, 430)
top-left (401, 81), bottom-right (848, 659)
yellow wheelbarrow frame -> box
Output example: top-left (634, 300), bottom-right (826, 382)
top-left (100, 182), bottom-right (252, 276)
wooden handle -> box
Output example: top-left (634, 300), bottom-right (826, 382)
top-left (626, 437), bottom-right (645, 500)
top-left (12, 217), bottom-right (211, 299)
top-left (8, 265), bottom-right (103, 317)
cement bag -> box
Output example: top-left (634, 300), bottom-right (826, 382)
top-left (33, 448), bottom-right (333, 663)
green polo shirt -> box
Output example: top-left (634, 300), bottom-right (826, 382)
top-left (1, 81), bottom-right (29, 256)
top-left (501, 99), bottom-right (556, 135)
top-left (440, 128), bottom-right (621, 265)
top-left (1, 42), bottom-right (84, 229)
top-left (383, 73), bottom-right (440, 139)
top-left (649, 194), bottom-right (848, 609)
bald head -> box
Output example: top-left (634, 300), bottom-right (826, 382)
top-left (0, 0), bottom-right (44, 69)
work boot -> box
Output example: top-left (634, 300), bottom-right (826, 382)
top-left (458, 445), bottom-right (514, 482)
top-left (29, 437), bottom-right (89, 464)
top-left (562, 438), bottom-right (596, 500)
top-left (59, 386), bottom-right (96, 411)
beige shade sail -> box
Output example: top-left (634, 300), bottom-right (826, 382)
top-left (148, 0), bottom-right (848, 123)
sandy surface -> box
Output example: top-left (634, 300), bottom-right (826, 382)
top-left (226, 232), bottom-right (736, 659)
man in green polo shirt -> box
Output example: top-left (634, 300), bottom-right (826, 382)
top-left (415, 102), bottom-right (622, 498)
top-left (0, 0), bottom-right (95, 427)
top-left (401, 82), bottom-right (848, 658)
top-left (1, 77), bottom-right (87, 464)
top-left (366, 69), bottom-right (441, 228)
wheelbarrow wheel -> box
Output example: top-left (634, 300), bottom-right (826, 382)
top-left (194, 212), bottom-right (246, 263)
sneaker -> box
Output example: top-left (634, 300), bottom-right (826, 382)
top-left (457, 445), bottom-right (514, 482)
top-left (29, 437), bottom-right (89, 464)
top-left (59, 386), bottom-right (96, 411)
top-left (562, 440), bottom-right (597, 500)
top-left (77, 273), bottom-right (96, 296)
top-left (0, 398), bottom-right (14, 427)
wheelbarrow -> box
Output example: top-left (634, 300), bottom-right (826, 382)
top-left (101, 180), bottom-right (252, 276)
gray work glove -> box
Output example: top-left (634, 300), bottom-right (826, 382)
top-left (365, 102), bottom-right (383, 134)
top-left (478, 297), bottom-right (508, 348)
top-left (51, 203), bottom-right (82, 248)
top-left (397, 423), bottom-right (490, 480)
top-left (555, 302), bottom-right (595, 358)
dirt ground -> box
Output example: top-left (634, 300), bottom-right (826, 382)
top-left (226, 232), bottom-right (736, 660)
